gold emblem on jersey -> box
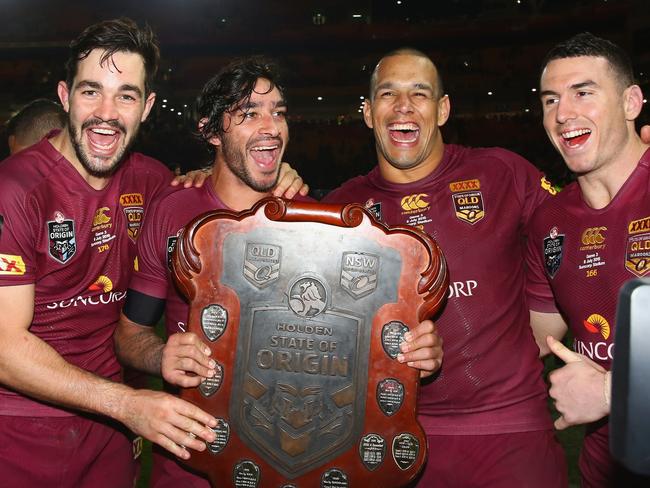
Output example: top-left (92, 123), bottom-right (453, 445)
top-left (400, 194), bottom-right (429, 211)
top-left (0, 253), bottom-right (26, 275)
top-left (579, 226), bottom-right (607, 252)
top-left (92, 207), bottom-right (112, 229)
top-left (583, 313), bottom-right (610, 340)
top-left (120, 193), bottom-right (145, 242)
top-left (450, 179), bottom-right (484, 225)
top-left (540, 176), bottom-right (558, 196)
top-left (625, 216), bottom-right (650, 277)
top-left (88, 275), bottom-right (113, 293)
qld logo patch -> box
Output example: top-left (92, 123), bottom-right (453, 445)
top-left (47, 212), bottom-right (76, 264)
top-left (120, 193), bottom-right (144, 242)
top-left (243, 242), bottom-right (281, 288)
top-left (625, 216), bottom-right (650, 277)
top-left (449, 179), bottom-right (484, 224)
top-left (543, 226), bottom-right (564, 278)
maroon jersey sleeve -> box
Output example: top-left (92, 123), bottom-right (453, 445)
top-left (525, 205), bottom-right (561, 313)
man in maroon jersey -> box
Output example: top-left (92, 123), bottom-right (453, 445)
top-left (323, 48), bottom-right (568, 487)
top-left (0, 19), bottom-right (306, 488)
top-left (115, 55), bottom-right (444, 487)
top-left (527, 33), bottom-right (650, 487)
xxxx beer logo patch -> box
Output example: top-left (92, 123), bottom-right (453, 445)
top-left (543, 226), bottom-right (564, 278)
top-left (625, 215), bottom-right (650, 277)
top-left (0, 254), bottom-right (26, 275)
top-left (449, 179), bottom-right (484, 224)
top-left (120, 193), bottom-right (144, 242)
top-left (47, 211), bottom-right (77, 264)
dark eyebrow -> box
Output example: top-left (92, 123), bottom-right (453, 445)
top-left (75, 80), bottom-right (142, 97)
top-left (240, 99), bottom-right (288, 111)
top-left (540, 80), bottom-right (599, 98)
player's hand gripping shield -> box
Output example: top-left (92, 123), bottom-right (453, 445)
top-left (172, 198), bottom-right (448, 487)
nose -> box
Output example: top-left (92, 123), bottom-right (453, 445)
top-left (94, 96), bottom-right (119, 122)
top-left (393, 92), bottom-right (414, 114)
top-left (259, 112), bottom-right (281, 137)
top-left (555, 97), bottom-right (576, 124)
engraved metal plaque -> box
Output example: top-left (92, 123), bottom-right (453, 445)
top-left (321, 468), bottom-right (349, 488)
top-left (172, 198), bottom-right (448, 487)
top-left (392, 433), bottom-right (419, 471)
top-left (199, 362), bottom-right (224, 397)
top-left (359, 433), bottom-right (386, 471)
top-left (207, 418), bottom-right (230, 454)
top-left (234, 460), bottom-right (260, 488)
top-left (201, 304), bottom-right (228, 342)
top-left (377, 378), bottom-right (404, 416)
top-left (381, 321), bottom-right (409, 359)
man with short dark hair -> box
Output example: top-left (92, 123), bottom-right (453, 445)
top-left (6, 98), bottom-right (66, 154)
top-left (324, 47), bottom-right (568, 487)
top-left (527, 32), bottom-right (650, 487)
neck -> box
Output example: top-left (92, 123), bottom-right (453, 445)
top-left (377, 140), bottom-right (445, 184)
top-left (577, 138), bottom-right (649, 210)
top-left (49, 128), bottom-right (111, 190)
top-left (210, 159), bottom-right (272, 212)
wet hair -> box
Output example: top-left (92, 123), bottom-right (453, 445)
top-left (6, 99), bottom-right (65, 149)
top-left (369, 47), bottom-right (445, 100)
top-left (196, 56), bottom-right (284, 151)
top-left (65, 18), bottom-right (160, 95)
top-left (541, 32), bottom-right (635, 88)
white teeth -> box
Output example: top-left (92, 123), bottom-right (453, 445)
top-left (562, 129), bottom-right (591, 139)
top-left (389, 123), bottom-right (418, 131)
top-left (251, 145), bottom-right (278, 151)
top-left (91, 128), bottom-right (117, 135)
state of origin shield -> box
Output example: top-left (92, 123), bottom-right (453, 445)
top-left (171, 197), bottom-right (448, 487)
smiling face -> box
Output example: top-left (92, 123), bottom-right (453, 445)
top-left (57, 48), bottom-right (155, 179)
top-left (540, 55), bottom-right (638, 177)
top-left (214, 78), bottom-right (288, 192)
top-left (364, 53), bottom-right (449, 182)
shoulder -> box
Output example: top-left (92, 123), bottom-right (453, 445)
top-left (453, 145), bottom-right (537, 172)
top-left (324, 172), bottom-right (374, 203)
top-left (0, 143), bottom-right (58, 206)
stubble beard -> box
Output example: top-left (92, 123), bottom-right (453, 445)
top-left (222, 137), bottom-right (280, 193)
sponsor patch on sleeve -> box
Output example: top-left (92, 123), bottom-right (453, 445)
top-left (540, 176), bottom-right (558, 196)
top-left (0, 254), bottom-right (26, 275)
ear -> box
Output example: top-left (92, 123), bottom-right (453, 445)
top-left (362, 99), bottom-right (373, 129)
top-left (198, 117), bottom-right (222, 147)
top-left (623, 85), bottom-right (644, 121)
top-left (437, 95), bottom-right (451, 127)
top-left (140, 92), bottom-right (156, 122)
top-left (57, 81), bottom-right (71, 112)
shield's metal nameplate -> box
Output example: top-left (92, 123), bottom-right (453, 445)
top-left (172, 198), bottom-right (450, 487)
top-left (207, 418), bottom-right (230, 454)
top-left (381, 321), bottom-right (409, 359)
top-left (244, 242), bottom-right (281, 288)
top-left (359, 433), bottom-right (386, 471)
top-left (377, 378), bottom-right (404, 416)
top-left (392, 434), bottom-right (419, 471)
top-left (321, 468), bottom-right (349, 488)
top-left (199, 362), bottom-right (224, 397)
top-left (201, 304), bottom-right (228, 342)
top-left (340, 252), bottom-right (379, 299)
top-left (233, 460), bottom-right (260, 488)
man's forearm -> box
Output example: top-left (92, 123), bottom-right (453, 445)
top-left (114, 318), bottom-right (165, 376)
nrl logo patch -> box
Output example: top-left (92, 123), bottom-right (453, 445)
top-left (340, 252), bottom-right (379, 299)
top-left (47, 212), bottom-right (77, 264)
top-left (543, 226), bottom-right (564, 278)
top-left (120, 193), bottom-right (144, 241)
top-left (244, 242), bottom-right (281, 288)
top-left (451, 190), bottom-right (485, 224)
top-left (365, 200), bottom-right (382, 221)
top-left (625, 216), bottom-right (650, 277)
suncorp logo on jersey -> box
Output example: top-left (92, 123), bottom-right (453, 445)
top-left (46, 275), bottom-right (126, 309)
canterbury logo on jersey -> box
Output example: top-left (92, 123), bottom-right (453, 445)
top-left (401, 194), bottom-right (429, 211)
top-left (581, 227), bottom-right (606, 246)
top-left (0, 254), bottom-right (26, 275)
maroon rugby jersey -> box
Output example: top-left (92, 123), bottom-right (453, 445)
top-left (0, 134), bottom-right (172, 416)
top-left (526, 149), bottom-right (650, 482)
top-left (324, 144), bottom-right (555, 434)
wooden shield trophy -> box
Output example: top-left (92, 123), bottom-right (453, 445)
top-left (171, 198), bottom-right (448, 487)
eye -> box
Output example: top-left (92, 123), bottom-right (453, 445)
top-left (119, 94), bottom-right (137, 102)
top-left (378, 90), bottom-right (394, 98)
top-left (543, 97), bottom-right (558, 106)
top-left (273, 109), bottom-right (287, 118)
top-left (244, 111), bottom-right (257, 119)
top-left (81, 90), bottom-right (98, 97)
top-left (576, 91), bottom-right (591, 98)
top-left (413, 91), bottom-right (428, 98)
